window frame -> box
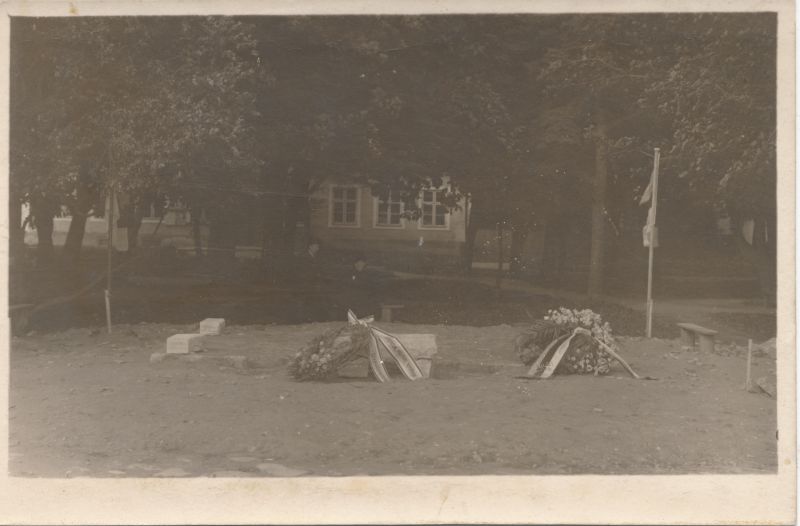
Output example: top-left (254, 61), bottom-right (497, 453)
top-left (418, 187), bottom-right (450, 230)
top-left (372, 191), bottom-right (406, 229)
top-left (328, 185), bottom-right (362, 228)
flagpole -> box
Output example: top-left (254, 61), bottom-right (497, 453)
top-left (646, 148), bottom-right (660, 338)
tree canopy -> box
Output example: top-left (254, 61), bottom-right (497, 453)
top-left (11, 17), bottom-right (266, 222)
top-left (11, 13), bottom-right (777, 291)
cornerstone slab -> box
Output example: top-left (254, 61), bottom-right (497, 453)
top-left (166, 333), bottom-right (205, 354)
top-left (199, 318), bottom-right (226, 335)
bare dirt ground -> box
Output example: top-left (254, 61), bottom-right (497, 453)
top-left (9, 321), bottom-right (777, 477)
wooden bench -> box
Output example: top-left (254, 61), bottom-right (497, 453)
top-left (380, 304), bottom-right (405, 323)
top-left (677, 323), bottom-right (718, 353)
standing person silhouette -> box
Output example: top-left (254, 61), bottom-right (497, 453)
top-left (296, 239), bottom-right (326, 321)
top-left (346, 254), bottom-right (378, 318)
top-left (303, 240), bottom-right (321, 282)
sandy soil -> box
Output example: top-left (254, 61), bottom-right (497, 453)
top-left (9, 321), bottom-right (777, 477)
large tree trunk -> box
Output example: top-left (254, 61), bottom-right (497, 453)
top-left (461, 199), bottom-right (480, 272)
top-left (63, 213), bottom-right (88, 261)
top-left (588, 113), bottom-right (609, 298)
top-left (9, 195), bottom-right (25, 264)
top-left (36, 215), bottom-right (55, 265)
top-left (126, 213), bottom-right (144, 254)
top-left (120, 196), bottom-right (146, 255)
top-left (733, 215), bottom-right (776, 306)
top-left (31, 197), bottom-right (56, 266)
top-left (63, 180), bottom-right (99, 261)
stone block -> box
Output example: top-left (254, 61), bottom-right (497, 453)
top-left (337, 358), bottom-right (370, 378)
top-left (199, 318), bottom-right (226, 335)
top-left (415, 358), bottom-right (433, 379)
top-left (395, 334), bottom-right (437, 359)
top-left (166, 333), bottom-right (205, 354)
top-left (384, 333), bottom-right (437, 379)
top-left (333, 333), bottom-right (438, 380)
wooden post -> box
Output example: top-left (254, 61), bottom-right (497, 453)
top-left (495, 221), bottom-right (504, 290)
top-left (745, 338), bottom-right (753, 391)
top-left (105, 188), bottom-right (114, 334)
top-left (104, 289), bottom-right (112, 333)
top-left (645, 148), bottom-right (660, 338)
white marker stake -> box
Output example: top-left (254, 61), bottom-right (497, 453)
top-left (105, 289), bottom-right (112, 334)
top-left (106, 186), bottom-right (114, 334)
top-left (645, 148), bottom-right (660, 338)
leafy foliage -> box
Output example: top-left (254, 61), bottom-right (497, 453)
top-left (288, 323), bottom-right (371, 381)
top-left (515, 308), bottom-right (618, 376)
top-left (11, 17), bottom-right (266, 228)
top-left (11, 14), bottom-right (776, 289)
top-left (644, 14), bottom-right (776, 220)
top-left (513, 318), bottom-right (572, 366)
top-left (533, 13), bottom-right (776, 231)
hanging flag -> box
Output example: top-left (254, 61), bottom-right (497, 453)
top-left (642, 207), bottom-right (658, 247)
top-left (646, 205), bottom-right (655, 228)
top-left (642, 187), bottom-right (658, 248)
top-left (639, 166), bottom-right (656, 206)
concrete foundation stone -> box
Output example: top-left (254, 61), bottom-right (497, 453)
top-left (383, 333), bottom-right (438, 379)
top-left (166, 333), bottom-right (205, 354)
top-left (199, 318), bottom-right (226, 335)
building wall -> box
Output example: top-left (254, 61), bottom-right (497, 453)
top-left (21, 198), bottom-right (202, 252)
top-left (20, 185), bottom-right (545, 270)
top-left (308, 183), bottom-right (467, 259)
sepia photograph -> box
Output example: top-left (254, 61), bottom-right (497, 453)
top-left (0, 0), bottom-right (795, 524)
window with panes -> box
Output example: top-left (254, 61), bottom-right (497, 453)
top-left (375, 193), bottom-right (404, 227)
top-left (331, 186), bottom-right (359, 225)
top-left (421, 190), bottom-right (447, 228)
